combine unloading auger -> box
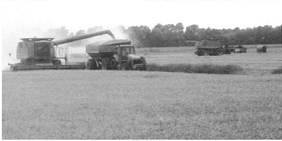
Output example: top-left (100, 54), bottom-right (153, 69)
top-left (53, 30), bottom-right (116, 45)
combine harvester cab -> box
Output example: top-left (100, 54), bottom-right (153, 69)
top-left (195, 40), bottom-right (224, 56)
top-left (10, 30), bottom-right (116, 71)
top-left (86, 39), bottom-right (146, 70)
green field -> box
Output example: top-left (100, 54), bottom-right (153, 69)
top-left (2, 45), bottom-right (282, 139)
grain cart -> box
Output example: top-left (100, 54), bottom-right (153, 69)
top-left (194, 40), bottom-right (224, 56)
top-left (257, 45), bottom-right (267, 53)
top-left (86, 39), bottom-right (146, 70)
top-left (10, 30), bottom-right (115, 71)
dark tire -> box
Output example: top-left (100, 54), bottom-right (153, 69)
top-left (203, 51), bottom-right (209, 56)
top-left (101, 59), bottom-right (107, 70)
top-left (218, 50), bottom-right (224, 55)
top-left (25, 58), bottom-right (35, 65)
top-left (141, 65), bottom-right (147, 71)
top-left (121, 62), bottom-right (128, 70)
top-left (87, 59), bottom-right (98, 70)
top-left (195, 51), bottom-right (203, 56)
top-left (110, 58), bottom-right (117, 70)
top-left (52, 59), bottom-right (61, 65)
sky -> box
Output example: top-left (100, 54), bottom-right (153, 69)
top-left (1, 0), bottom-right (282, 69)
top-left (2, 0), bottom-right (282, 31)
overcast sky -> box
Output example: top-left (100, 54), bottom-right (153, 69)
top-left (1, 0), bottom-right (282, 69)
top-left (2, 0), bottom-right (282, 31)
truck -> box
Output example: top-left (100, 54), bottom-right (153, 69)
top-left (194, 40), bottom-right (224, 56)
top-left (10, 30), bottom-right (116, 71)
top-left (86, 39), bottom-right (146, 70)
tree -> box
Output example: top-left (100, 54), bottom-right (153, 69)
top-left (127, 26), bottom-right (152, 47)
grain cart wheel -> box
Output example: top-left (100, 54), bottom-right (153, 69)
top-left (195, 50), bottom-right (202, 56)
top-left (197, 52), bottom-right (203, 56)
top-left (87, 59), bottom-right (98, 70)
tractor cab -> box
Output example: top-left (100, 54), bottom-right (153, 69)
top-left (117, 45), bottom-right (136, 60)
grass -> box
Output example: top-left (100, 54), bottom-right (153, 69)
top-left (146, 63), bottom-right (243, 74)
top-left (2, 70), bottom-right (282, 139)
top-left (272, 66), bottom-right (282, 74)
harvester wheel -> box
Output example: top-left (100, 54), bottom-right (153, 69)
top-left (25, 58), bottom-right (35, 65)
top-left (52, 60), bottom-right (62, 65)
top-left (203, 51), bottom-right (209, 56)
top-left (218, 51), bottom-right (224, 55)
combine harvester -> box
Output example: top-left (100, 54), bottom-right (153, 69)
top-left (10, 30), bottom-right (115, 71)
top-left (193, 40), bottom-right (247, 56)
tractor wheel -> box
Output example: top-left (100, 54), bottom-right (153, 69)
top-left (141, 64), bottom-right (147, 71)
top-left (110, 58), bottom-right (117, 70)
top-left (121, 62), bottom-right (128, 70)
top-left (101, 59), bottom-right (107, 70)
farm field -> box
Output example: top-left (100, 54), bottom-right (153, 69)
top-left (2, 44), bottom-right (282, 139)
top-left (2, 70), bottom-right (282, 139)
top-left (67, 44), bottom-right (282, 75)
top-left (136, 45), bottom-right (282, 75)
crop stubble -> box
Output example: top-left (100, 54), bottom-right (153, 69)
top-left (2, 45), bottom-right (282, 139)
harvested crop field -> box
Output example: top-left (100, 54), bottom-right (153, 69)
top-left (2, 70), bottom-right (282, 139)
top-left (136, 45), bottom-right (282, 75)
top-left (2, 45), bottom-right (282, 139)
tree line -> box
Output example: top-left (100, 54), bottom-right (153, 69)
top-left (44, 23), bottom-right (282, 47)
